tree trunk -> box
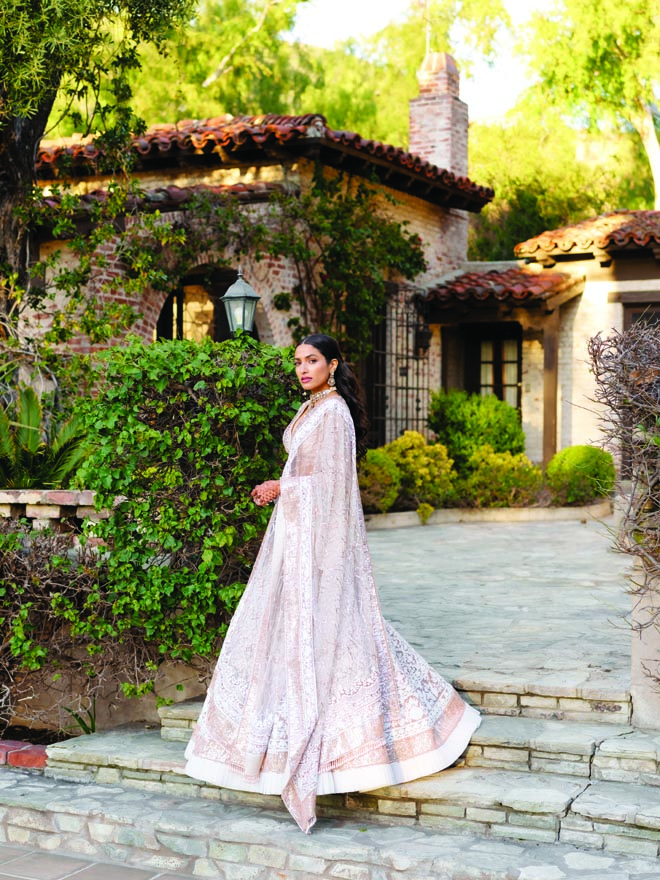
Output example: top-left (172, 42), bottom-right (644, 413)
top-left (0, 90), bottom-right (57, 337)
top-left (635, 104), bottom-right (660, 211)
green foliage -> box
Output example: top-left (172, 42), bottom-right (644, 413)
top-left (460, 445), bottom-right (542, 508)
top-left (428, 389), bottom-right (525, 476)
top-left (312, 0), bottom-right (507, 146)
top-left (71, 335), bottom-right (298, 668)
top-left (0, 515), bottom-right (177, 725)
top-left (383, 431), bottom-right (454, 510)
top-left (269, 167), bottom-right (427, 361)
top-left (520, 0), bottom-right (660, 204)
top-left (416, 502), bottom-right (434, 525)
top-left (115, 0), bottom-right (507, 147)
top-left (468, 107), bottom-right (652, 260)
top-left (0, 0), bottom-right (194, 351)
top-left (358, 449), bottom-right (402, 514)
top-left (63, 698), bottom-right (96, 735)
top-left (2, 0), bottom-right (194, 141)
top-left (114, 0), bottom-right (312, 132)
top-left (0, 386), bottom-right (87, 489)
top-left (545, 445), bottom-right (616, 506)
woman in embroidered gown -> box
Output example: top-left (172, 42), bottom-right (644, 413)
top-left (185, 334), bottom-right (480, 833)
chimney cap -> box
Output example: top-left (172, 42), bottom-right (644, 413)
top-left (417, 52), bottom-right (460, 96)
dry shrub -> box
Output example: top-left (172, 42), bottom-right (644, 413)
top-left (589, 323), bottom-right (660, 686)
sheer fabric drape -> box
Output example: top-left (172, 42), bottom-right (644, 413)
top-left (185, 396), bottom-right (480, 832)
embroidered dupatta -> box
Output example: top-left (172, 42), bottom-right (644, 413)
top-left (185, 396), bottom-right (479, 832)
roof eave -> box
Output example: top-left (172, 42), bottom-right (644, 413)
top-left (428, 275), bottom-right (585, 312)
top-left (37, 134), bottom-right (494, 212)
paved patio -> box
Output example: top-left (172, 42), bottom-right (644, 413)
top-left (0, 845), bottom-right (188, 879)
top-left (371, 513), bottom-right (632, 698)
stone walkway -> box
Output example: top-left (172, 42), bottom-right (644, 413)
top-left (371, 515), bottom-right (632, 697)
top-left (0, 843), bottom-right (188, 879)
top-left (0, 514), bottom-right (644, 879)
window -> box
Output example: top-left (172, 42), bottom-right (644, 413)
top-left (465, 325), bottom-right (522, 408)
top-left (624, 305), bottom-right (660, 331)
top-left (155, 267), bottom-right (259, 343)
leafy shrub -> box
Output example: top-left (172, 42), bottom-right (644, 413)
top-left (358, 449), bottom-right (401, 514)
top-left (428, 389), bottom-right (525, 475)
top-left (0, 518), bottom-right (111, 728)
top-left (460, 445), bottom-right (543, 508)
top-left (546, 445), bottom-right (616, 505)
top-left (35, 334), bottom-right (299, 698)
top-left (0, 386), bottom-right (87, 488)
top-left (383, 431), bottom-right (454, 510)
top-left (416, 502), bottom-right (434, 525)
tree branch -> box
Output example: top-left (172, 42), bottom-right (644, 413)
top-left (203, 0), bottom-right (284, 88)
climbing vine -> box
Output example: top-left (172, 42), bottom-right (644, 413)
top-left (3, 165), bottom-right (427, 410)
top-left (267, 167), bottom-right (428, 362)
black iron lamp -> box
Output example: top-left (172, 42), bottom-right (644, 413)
top-left (220, 267), bottom-right (260, 336)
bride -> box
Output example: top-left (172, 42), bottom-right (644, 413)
top-left (185, 333), bottom-right (480, 833)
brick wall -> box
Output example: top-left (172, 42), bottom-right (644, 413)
top-left (409, 53), bottom-right (468, 178)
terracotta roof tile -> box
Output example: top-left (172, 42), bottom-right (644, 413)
top-left (515, 210), bottom-right (660, 259)
top-left (40, 182), bottom-right (281, 214)
top-left (37, 115), bottom-right (493, 211)
top-left (426, 266), bottom-right (582, 306)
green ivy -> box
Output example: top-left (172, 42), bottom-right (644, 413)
top-left (67, 335), bottom-right (299, 674)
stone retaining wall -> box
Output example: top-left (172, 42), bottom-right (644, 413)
top-left (1, 490), bottom-right (615, 533)
top-left (0, 490), bottom-right (106, 532)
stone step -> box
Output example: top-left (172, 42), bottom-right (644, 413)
top-left (48, 714), bottom-right (660, 792)
top-left (158, 701), bottom-right (651, 785)
top-left (470, 717), bottom-right (660, 787)
top-left (158, 682), bottom-right (633, 749)
top-left (2, 767), bottom-right (660, 877)
top-left (453, 674), bottom-right (632, 725)
top-left (43, 727), bottom-right (660, 854)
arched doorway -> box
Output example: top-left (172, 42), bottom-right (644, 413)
top-left (155, 266), bottom-right (260, 342)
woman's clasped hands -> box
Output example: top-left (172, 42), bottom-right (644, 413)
top-left (251, 479), bottom-right (281, 506)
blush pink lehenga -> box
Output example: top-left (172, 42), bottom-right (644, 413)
top-left (185, 395), bottom-right (480, 833)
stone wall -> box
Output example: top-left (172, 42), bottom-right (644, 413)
top-left (1, 491), bottom-right (209, 731)
top-left (0, 489), bottom-right (103, 531)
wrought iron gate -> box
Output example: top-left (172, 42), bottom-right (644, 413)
top-left (361, 285), bottom-right (433, 447)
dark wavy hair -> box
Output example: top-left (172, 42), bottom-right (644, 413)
top-left (300, 334), bottom-right (369, 460)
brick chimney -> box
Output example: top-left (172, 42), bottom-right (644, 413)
top-left (408, 52), bottom-right (468, 177)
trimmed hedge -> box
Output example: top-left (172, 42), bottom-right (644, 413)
top-left (383, 430), bottom-right (454, 510)
top-left (460, 445), bottom-right (543, 508)
top-left (428, 389), bottom-right (525, 475)
top-left (358, 449), bottom-right (402, 514)
top-left (546, 445), bottom-right (616, 505)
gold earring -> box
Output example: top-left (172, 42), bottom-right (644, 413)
top-left (328, 371), bottom-right (336, 388)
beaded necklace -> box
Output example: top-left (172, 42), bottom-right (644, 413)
top-left (309, 387), bottom-right (337, 407)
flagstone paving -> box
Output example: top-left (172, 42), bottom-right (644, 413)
top-left (370, 516), bottom-right (631, 699)
top-left (2, 772), bottom-right (660, 879)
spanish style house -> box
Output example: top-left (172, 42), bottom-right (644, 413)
top-left (34, 55), bottom-right (660, 463)
top-left (33, 53), bottom-right (493, 446)
top-left (430, 211), bottom-right (660, 463)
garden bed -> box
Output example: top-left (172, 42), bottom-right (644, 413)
top-left (364, 498), bottom-right (613, 530)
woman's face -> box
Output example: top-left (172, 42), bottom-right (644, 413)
top-left (294, 344), bottom-right (337, 394)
